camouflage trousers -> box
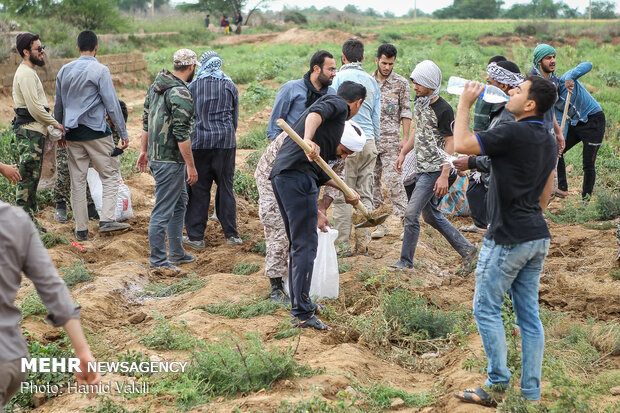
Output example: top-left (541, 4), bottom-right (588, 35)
top-left (257, 178), bottom-right (289, 279)
top-left (617, 220), bottom-right (620, 246)
top-left (53, 148), bottom-right (94, 206)
top-left (15, 127), bottom-right (45, 218)
top-left (373, 135), bottom-right (407, 218)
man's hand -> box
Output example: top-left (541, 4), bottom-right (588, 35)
top-left (304, 138), bottom-right (320, 162)
top-left (317, 209), bottom-right (330, 232)
top-left (395, 153), bottom-right (405, 173)
top-left (119, 137), bottom-right (129, 150)
top-left (136, 152), bottom-right (149, 173)
top-left (57, 138), bottom-right (67, 149)
top-left (452, 155), bottom-right (470, 172)
top-left (74, 352), bottom-right (101, 399)
top-left (458, 81), bottom-right (485, 108)
top-left (565, 80), bottom-right (575, 94)
top-left (54, 123), bottom-right (66, 134)
top-left (0, 163), bottom-right (21, 184)
top-left (556, 134), bottom-right (565, 157)
top-left (186, 165), bottom-right (198, 185)
top-left (434, 175), bottom-right (449, 198)
top-left (344, 189), bottom-right (360, 206)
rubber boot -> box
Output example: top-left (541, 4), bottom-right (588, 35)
top-left (54, 202), bottom-right (67, 223)
top-left (88, 203), bottom-right (99, 220)
top-left (269, 277), bottom-right (290, 305)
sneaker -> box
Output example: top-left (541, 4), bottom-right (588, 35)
top-left (99, 221), bottom-right (130, 232)
top-left (371, 223), bottom-right (388, 239)
top-left (75, 230), bottom-right (88, 241)
top-left (170, 253), bottom-right (195, 265)
top-left (54, 203), bottom-right (67, 223)
top-left (88, 203), bottom-right (99, 220)
top-left (390, 260), bottom-right (413, 270)
top-left (182, 236), bottom-right (205, 250)
top-left (269, 277), bottom-right (291, 305)
top-left (226, 236), bottom-right (243, 245)
top-left (150, 262), bottom-right (180, 273)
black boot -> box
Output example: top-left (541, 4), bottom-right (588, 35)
top-left (269, 277), bottom-right (290, 305)
top-left (54, 202), bottom-right (67, 223)
top-left (88, 203), bottom-right (99, 220)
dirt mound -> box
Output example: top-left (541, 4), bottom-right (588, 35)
top-left (212, 27), bottom-right (360, 47)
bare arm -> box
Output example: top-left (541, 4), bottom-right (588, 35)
top-left (539, 171), bottom-right (554, 212)
top-left (303, 112), bottom-right (323, 161)
top-left (63, 318), bottom-right (101, 397)
top-left (136, 130), bottom-right (149, 173)
top-left (454, 82), bottom-right (484, 155)
top-left (178, 140), bottom-right (198, 185)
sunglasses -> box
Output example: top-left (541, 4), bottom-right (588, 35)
top-left (31, 45), bottom-right (45, 52)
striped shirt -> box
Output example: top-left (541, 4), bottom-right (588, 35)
top-left (189, 76), bottom-right (238, 149)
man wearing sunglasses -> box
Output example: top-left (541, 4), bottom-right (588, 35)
top-left (12, 33), bottom-right (65, 232)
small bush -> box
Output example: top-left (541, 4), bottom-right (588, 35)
top-left (274, 319), bottom-right (300, 340)
top-left (233, 169), bottom-right (259, 202)
top-left (282, 10), bottom-right (308, 24)
top-left (240, 82), bottom-right (276, 112)
top-left (251, 240), bottom-right (267, 256)
top-left (20, 291), bottom-right (47, 317)
top-left (60, 259), bottom-right (94, 288)
top-left (138, 315), bottom-right (197, 351)
top-left (237, 124), bottom-right (269, 150)
top-left (338, 261), bottom-right (352, 273)
top-left (199, 296), bottom-right (282, 319)
top-left (142, 274), bottom-right (206, 298)
top-left (40, 232), bottom-right (69, 249)
top-left (611, 268), bottom-right (620, 281)
top-left (244, 149), bottom-right (264, 172)
top-left (354, 382), bottom-right (436, 410)
top-left (120, 149), bottom-right (140, 179)
top-left (232, 262), bottom-right (261, 275)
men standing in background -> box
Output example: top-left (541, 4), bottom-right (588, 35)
top-left (370, 43), bottom-right (411, 239)
top-left (260, 50), bottom-right (337, 302)
top-left (54, 30), bottom-right (129, 241)
top-left (137, 49), bottom-right (198, 271)
top-left (266, 50), bottom-right (336, 141)
top-left (183, 51), bottom-right (242, 250)
top-left (554, 62), bottom-right (605, 200)
top-left (330, 38), bottom-right (381, 255)
top-left (12, 32), bottom-right (65, 231)
top-left (205, 14), bottom-right (210, 27)
top-left (393, 60), bottom-right (475, 270)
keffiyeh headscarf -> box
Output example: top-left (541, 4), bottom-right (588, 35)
top-left (194, 51), bottom-right (231, 82)
top-left (486, 62), bottom-right (524, 88)
top-left (410, 60), bottom-right (442, 110)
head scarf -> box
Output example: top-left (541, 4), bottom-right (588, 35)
top-left (194, 51), bottom-right (231, 82)
top-left (340, 120), bottom-right (366, 152)
top-left (486, 62), bottom-right (524, 88)
top-left (533, 44), bottom-right (556, 66)
top-left (410, 60), bottom-right (442, 109)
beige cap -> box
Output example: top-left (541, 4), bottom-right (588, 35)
top-left (173, 49), bottom-right (199, 66)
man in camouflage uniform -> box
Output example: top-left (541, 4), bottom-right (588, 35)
top-left (53, 100), bottom-right (127, 222)
top-left (255, 132), bottom-right (289, 303)
top-left (371, 43), bottom-right (412, 239)
top-left (12, 33), bottom-right (65, 230)
top-left (137, 49), bottom-right (198, 271)
top-left (392, 60), bottom-right (476, 270)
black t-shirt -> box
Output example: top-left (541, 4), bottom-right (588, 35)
top-left (269, 94), bottom-right (350, 186)
top-left (476, 116), bottom-right (557, 245)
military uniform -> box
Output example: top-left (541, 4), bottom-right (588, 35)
top-left (255, 132), bottom-right (287, 279)
top-left (372, 70), bottom-right (411, 218)
top-left (12, 63), bottom-right (60, 220)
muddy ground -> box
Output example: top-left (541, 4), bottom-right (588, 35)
top-left (2, 33), bottom-right (619, 412)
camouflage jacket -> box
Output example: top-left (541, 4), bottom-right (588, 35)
top-left (373, 70), bottom-right (412, 138)
top-left (142, 69), bottom-right (194, 163)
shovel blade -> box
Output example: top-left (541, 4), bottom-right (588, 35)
top-left (354, 213), bottom-right (390, 229)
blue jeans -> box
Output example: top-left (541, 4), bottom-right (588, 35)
top-left (473, 237), bottom-right (550, 400)
top-left (399, 171), bottom-right (473, 266)
top-left (149, 161), bottom-right (188, 267)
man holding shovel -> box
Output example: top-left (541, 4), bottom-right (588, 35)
top-left (269, 81), bottom-right (367, 331)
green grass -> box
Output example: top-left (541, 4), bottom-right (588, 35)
top-left (85, 396), bottom-right (148, 413)
top-left (232, 262), bottom-right (260, 275)
top-left (137, 315), bottom-right (197, 351)
top-left (20, 291), bottom-right (47, 316)
top-left (60, 259), bottom-right (94, 288)
top-left (274, 319), bottom-right (301, 340)
top-left (198, 296), bottom-right (281, 319)
top-left (610, 268), bottom-right (620, 281)
top-left (238, 124), bottom-right (269, 150)
top-left (40, 232), bottom-right (69, 249)
top-left (233, 169), bottom-right (259, 202)
top-left (338, 260), bottom-right (352, 273)
top-left (141, 273), bottom-right (206, 298)
top-left (353, 382), bottom-right (437, 411)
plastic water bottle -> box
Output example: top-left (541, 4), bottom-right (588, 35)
top-left (447, 76), bottom-right (509, 104)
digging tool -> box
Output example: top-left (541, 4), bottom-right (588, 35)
top-left (276, 119), bottom-right (389, 229)
top-left (559, 90), bottom-right (573, 137)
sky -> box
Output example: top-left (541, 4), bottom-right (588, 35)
top-left (267, 0), bottom-right (619, 16)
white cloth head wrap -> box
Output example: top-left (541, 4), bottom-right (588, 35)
top-left (410, 60), bottom-right (442, 109)
top-left (340, 120), bottom-right (366, 152)
top-left (486, 62), bottom-right (524, 88)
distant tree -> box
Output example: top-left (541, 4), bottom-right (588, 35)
top-left (405, 8), bottom-right (427, 18)
top-left (59, 0), bottom-right (124, 30)
top-left (187, 0), bottom-right (272, 25)
top-left (343, 4), bottom-right (361, 14)
top-left (504, 0), bottom-right (573, 19)
top-left (383, 10), bottom-right (396, 18)
top-left (3, 0), bottom-right (57, 15)
top-left (589, 0), bottom-right (617, 18)
top-left (363, 7), bottom-right (381, 17)
top-left (435, 0), bottom-right (503, 19)
top-left (117, 0), bottom-right (169, 12)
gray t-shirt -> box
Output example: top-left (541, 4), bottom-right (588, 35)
top-left (0, 201), bottom-right (80, 362)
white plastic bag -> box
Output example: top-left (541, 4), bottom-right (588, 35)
top-left (284, 227), bottom-right (340, 300)
top-left (87, 167), bottom-right (134, 222)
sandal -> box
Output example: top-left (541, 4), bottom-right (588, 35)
top-left (312, 302), bottom-right (326, 315)
top-left (295, 315), bottom-right (330, 331)
top-left (453, 386), bottom-right (498, 407)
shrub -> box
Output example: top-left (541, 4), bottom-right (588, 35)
top-left (199, 296), bottom-right (282, 319)
top-left (232, 262), bottom-right (260, 275)
top-left (40, 232), bottom-right (69, 248)
top-left (251, 240), bottom-right (267, 256)
top-left (60, 259), bottom-right (94, 288)
top-left (20, 291), bottom-right (47, 316)
top-left (240, 82), bottom-right (277, 111)
top-left (233, 169), bottom-right (259, 202)
top-left (237, 124), bottom-right (269, 150)
top-left (142, 274), bottom-right (206, 298)
top-left (138, 315), bottom-right (197, 351)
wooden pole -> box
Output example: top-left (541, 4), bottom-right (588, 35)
top-left (589, 0), bottom-right (592, 20)
top-left (414, 0), bottom-right (417, 20)
top-left (151, 0), bottom-right (155, 17)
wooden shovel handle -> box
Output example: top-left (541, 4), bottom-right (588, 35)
top-left (276, 118), bottom-right (369, 216)
top-left (559, 90), bottom-right (572, 137)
